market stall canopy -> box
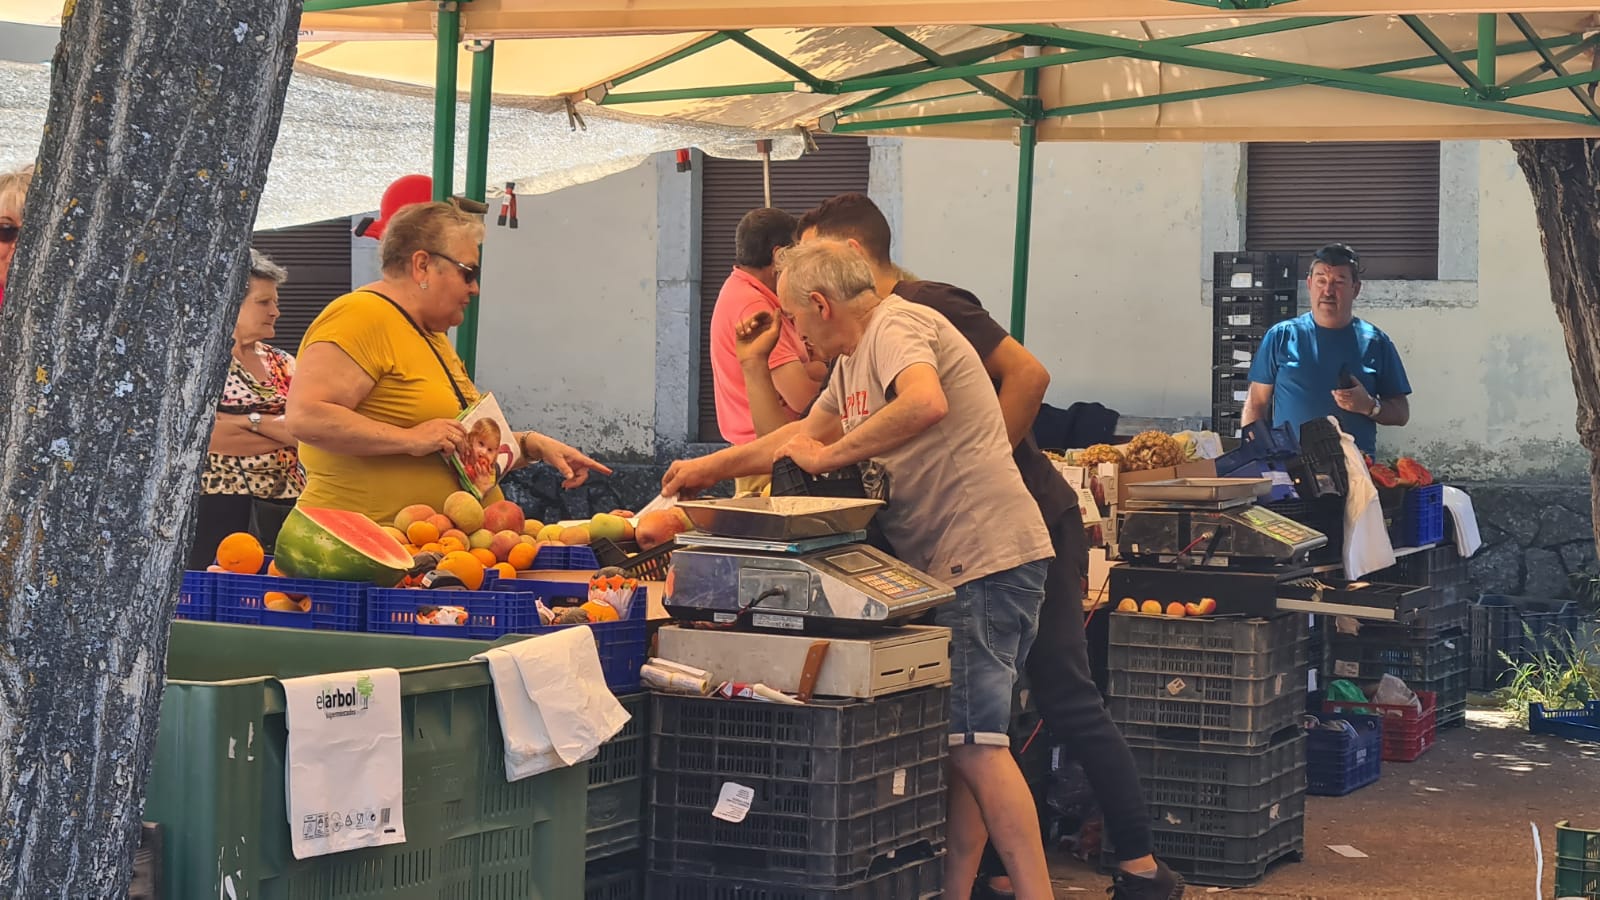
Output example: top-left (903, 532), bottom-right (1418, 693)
top-left (276, 4), bottom-right (1600, 141)
top-left (0, 56), bottom-right (802, 230)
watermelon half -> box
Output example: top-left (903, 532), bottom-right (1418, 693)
top-left (274, 506), bottom-right (413, 586)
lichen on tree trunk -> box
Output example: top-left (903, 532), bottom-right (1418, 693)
top-left (0, 1), bottom-right (302, 894)
top-left (1512, 138), bottom-right (1600, 555)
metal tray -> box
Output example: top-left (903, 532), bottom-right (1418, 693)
top-left (675, 496), bottom-right (884, 541)
top-left (1124, 477), bottom-right (1273, 503)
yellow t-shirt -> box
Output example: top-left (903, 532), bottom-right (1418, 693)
top-left (296, 290), bottom-right (504, 524)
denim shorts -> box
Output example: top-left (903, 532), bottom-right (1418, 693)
top-left (932, 559), bottom-right (1048, 747)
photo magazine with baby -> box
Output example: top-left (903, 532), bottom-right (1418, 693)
top-left (444, 393), bottom-right (522, 499)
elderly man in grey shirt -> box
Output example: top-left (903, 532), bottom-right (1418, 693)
top-left (663, 239), bottom-right (1056, 900)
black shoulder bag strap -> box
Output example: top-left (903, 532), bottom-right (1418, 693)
top-left (364, 289), bottom-right (469, 411)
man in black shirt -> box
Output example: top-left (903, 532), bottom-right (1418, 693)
top-left (778, 194), bottom-right (1183, 900)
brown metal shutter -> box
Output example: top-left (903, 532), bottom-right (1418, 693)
top-left (250, 216), bottom-right (353, 353)
top-left (696, 135), bottom-right (871, 442)
top-left (1246, 142), bottom-right (1440, 281)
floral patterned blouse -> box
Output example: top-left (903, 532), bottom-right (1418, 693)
top-left (201, 343), bottom-right (305, 499)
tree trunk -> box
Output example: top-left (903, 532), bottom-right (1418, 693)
top-left (0, 1), bottom-right (301, 894)
top-left (1512, 139), bottom-right (1600, 552)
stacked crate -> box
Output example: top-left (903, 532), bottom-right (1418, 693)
top-left (645, 686), bottom-right (948, 899)
top-left (586, 691), bottom-right (649, 900)
top-left (1105, 612), bottom-right (1308, 887)
top-left (1212, 251), bottom-right (1300, 439)
top-left (1472, 594), bottom-right (1586, 692)
top-left (1340, 547), bottom-right (1471, 728)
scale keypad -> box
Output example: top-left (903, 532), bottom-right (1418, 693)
top-left (860, 569), bottom-right (933, 599)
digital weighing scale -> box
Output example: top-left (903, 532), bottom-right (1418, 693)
top-left (663, 497), bottom-right (957, 635)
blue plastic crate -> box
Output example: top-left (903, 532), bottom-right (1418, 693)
top-left (1388, 484), bottom-right (1444, 548)
top-left (366, 584), bottom-right (539, 640)
top-left (494, 577), bottom-right (649, 692)
top-left (176, 571), bottom-right (214, 621)
top-left (535, 544), bottom-right (599, 570)
top-left (212, 571), bottom-right (366, 631)
top-left (1529, 701), bottom-right (1600, 743)
top-left (1305, 715), bottom-right (1382, 796)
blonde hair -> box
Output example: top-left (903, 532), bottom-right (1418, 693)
top-left (0, 164), bottom-right (34, 219)
top-left (775, 239), bottom-right (876, 306)
top-left (378, 201), bottom-right (486, 277)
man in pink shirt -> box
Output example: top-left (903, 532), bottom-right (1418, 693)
top-left (709, 208), bottom-right (822, 493)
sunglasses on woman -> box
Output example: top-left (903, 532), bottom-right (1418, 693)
top-left (430, 250), bottom-right (481, 284)
top-left (0, 224), bottom-right (18, 245)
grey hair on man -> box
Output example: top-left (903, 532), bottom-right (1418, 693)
top-left (248, 248), bottom-right (288, 285)
top-left (774, 238), bottom-right (876, 307)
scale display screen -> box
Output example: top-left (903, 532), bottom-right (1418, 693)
top-left (824, 549), bottom-right (881, 575)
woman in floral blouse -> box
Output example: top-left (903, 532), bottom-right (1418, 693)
top-left (187, 250), bottom-right (306, 569)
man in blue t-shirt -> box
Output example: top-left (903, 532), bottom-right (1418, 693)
top-left (1243, 243), bottom-right (1412, 455)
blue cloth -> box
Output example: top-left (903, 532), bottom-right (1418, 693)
top-left (1247, 313), bottom-right (1411, 455)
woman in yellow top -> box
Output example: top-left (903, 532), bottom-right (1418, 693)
top-left (287, 201), bottom-right (609, 524)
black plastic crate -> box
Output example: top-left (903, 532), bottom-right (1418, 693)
top-left (590, 692), bottom-right (648, 861)
top-left (1356, 597), bottom-right (1468, 641)
top-left (650, 687), bottom-right (949, 784)
top-left (1214, 334), bottom-right (1265, 371)
top-left (1139, 751), bottom-right (1306, 815)
top-left (1109, 634), bottom-right (1305, 680)
top-left (1214, 251), bottom-right (1299, 290)
top-left (1212, 371), bottom-right (1253, 407)
top-left (1127, 728), bottom-right (1304, 788)
top-left (647, 794), bottom-right (943, 888)
top-left (1214, 294), bottom-right (1298, 331)
top-left (1326, 629), bottom-right (1467, 684)
top-left (645, 845), bottom-right (943, 900)
top-left (589, 851), bottom-right (645, 900)
top-left (1437, 699), bottom-right (1467, 729)
top-left (1110, 690), bottom-right (1305, 749)
top-left (1470, 597), bottom-right (1522, 691)
top-left (651, 757), bottom-right (944, 824)
top-left (1107, 813), bottom-right (1305, 888)
top-left (1213, 410), bottom-right (1244, 439)
top-left (1148, 783), bottom-right (1305, 838)
top-left (1511, 597), bottom-right (1584, 658)
top-left (1110, 611), bottom-right (1306, 660)
top-left (1372, 546), bottom-right (1470, 587)
top-left (1110, 665), bottom-right (1306, 708)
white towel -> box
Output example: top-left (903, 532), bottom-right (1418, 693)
top-left (1441, 486), bottom-right (1484, 557)
top-left (281, 668), bottom-right (406, 859)
top-left (472, 626), bottom-right (631, 781)
top-left (1333, 419), bottom-right (1396, 580)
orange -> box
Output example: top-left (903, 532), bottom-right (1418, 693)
top-left (506, 542), bottom-right (537, 570)
top-left (492, 562), bottom-right (517, 581)
top-left (438, 550), bottom-right (486, 591)
top-left (216, 533), bottom-right (264, 575)
top-left (439, 536), bottom-right (468, 555)
top-left (407, 521), bottom-right (441, 546)
top-left (404, 544), bottom-right (422, 556)
top-left (421, 541), bottom-right (445, 555)
top-left (469, 548), bottom-right (497, 568)
top-left (267, 560), bottom-right (284, 578)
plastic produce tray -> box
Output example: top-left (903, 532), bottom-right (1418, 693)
top-left (1530, 701), bottom-right (1600, 743)
top-left (146, 621), bottom-right (587, 900)
top-left (586, 852), bottom-right (644, 900)
top-left (1107, 813), bottom-right (1305, 888)
top-left (1306, 716), bottom-right (1382, 796)
top-left (212, 571), bottom-right (366, 632)
top-left (1514, 597), bottom-right (1584, 658)
top-left (1470, 596), bottom-right (1521, 690)
top-left (589, 692), bottom-right (647, 862)
top-left (1214, 251), bottom-right (1299, 290)
top-left (1214, 294), bottom-right (1297, 330)
top-left (1131, 732), bottom-right (1305, 812)
top-left (176, 570), bottom-right (214, 621)
top-left (646, 846), bottom-right (944, 900)
top-left (1147, 783), bottom-right (1305, 838)
top-left (1212, 371), bottom-right (1253, 406)
top-left (1214, 334), bottom-right (1264, 370)
top-left (1110, 690), bottom-right (1305, 749)
top-left (1110, 611), bottom-right (1306, 661)
top-left (1110, 665), bottom-right (1306, 708)
top-left (1556, 820), bottom-right (1600, 900)
top-left (1323, 690), bottom-right (1437, 762)
top-left (1384, 484), bottom-right (1445, 548)
top-left (1372, 545), bottom-right (1470, 587)
top-left (534, 543), bottom-right (600, 570)
top-left (1326, 630), bottom-right (1466, 684)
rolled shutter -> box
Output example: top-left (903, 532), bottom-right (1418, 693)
top-left (250, 217), bottom-right (354, 353)
top-left (696, 135), bottom-right (871, 442)
top-left (1246, 142), bottom-right (1440, 281)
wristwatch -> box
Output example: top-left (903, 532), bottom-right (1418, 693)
top-left (1367, 398), bottom-right (1383, 421)
top-left (248, 412), bottom-right (262, 433)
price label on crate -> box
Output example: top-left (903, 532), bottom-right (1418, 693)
top-left (712, 782), bottom-right (755, 823)
top-left (892, 769), bottom-right (907, 797)
top-left (1333, 659), bottom-right (1361, 679)
top-left (1227, 314), bottom-right (1253, 326)
top-left (1165, 677), bottom-right (1187, 696)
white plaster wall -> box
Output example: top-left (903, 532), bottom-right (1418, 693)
top-left (475, 166), bottom-right (659, 459)
top-left (898, 139), bottom-right (1213, 420)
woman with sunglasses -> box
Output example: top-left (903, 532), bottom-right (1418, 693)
top-left (187, 250), bottom-right (304, 569)
top-left (286, 201), bottom-right (610, 524)
top-left (0, 164), bottom-right (33, 307)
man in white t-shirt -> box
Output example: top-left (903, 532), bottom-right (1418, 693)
top-left (663, 239), bottom-right (1057, 900)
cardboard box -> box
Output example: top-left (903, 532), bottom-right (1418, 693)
top-left (1116, 459), bottom-right (1217, 504)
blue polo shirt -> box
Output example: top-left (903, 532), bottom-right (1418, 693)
top-left (1247, 313), bottom-right (1410, 455)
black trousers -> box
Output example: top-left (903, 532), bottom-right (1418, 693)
top-left (981, 508), bottom-right (1153, 878)
top-left (187, 494), bottom-right (294, 571)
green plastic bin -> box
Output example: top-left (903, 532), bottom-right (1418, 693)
top-left (146, 620), bottom-right (588, 899)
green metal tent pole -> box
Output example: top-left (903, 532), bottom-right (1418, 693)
top-left (432, 8), bottom-right (460, 203)
top-left (1478, 14), bottom-right (1497, 85)
top-left (1010, 50), bottom-right (1040, 342)
top-left (459, 41), bottom-right (495, 378)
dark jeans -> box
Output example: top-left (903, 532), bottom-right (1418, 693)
top-left (981, 508), bottom-right (1153, 879)
top-left (187, 494), bottom-right (294, 570)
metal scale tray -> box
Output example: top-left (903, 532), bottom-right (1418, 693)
top-left (677, 496), bottom-right (883, 542)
